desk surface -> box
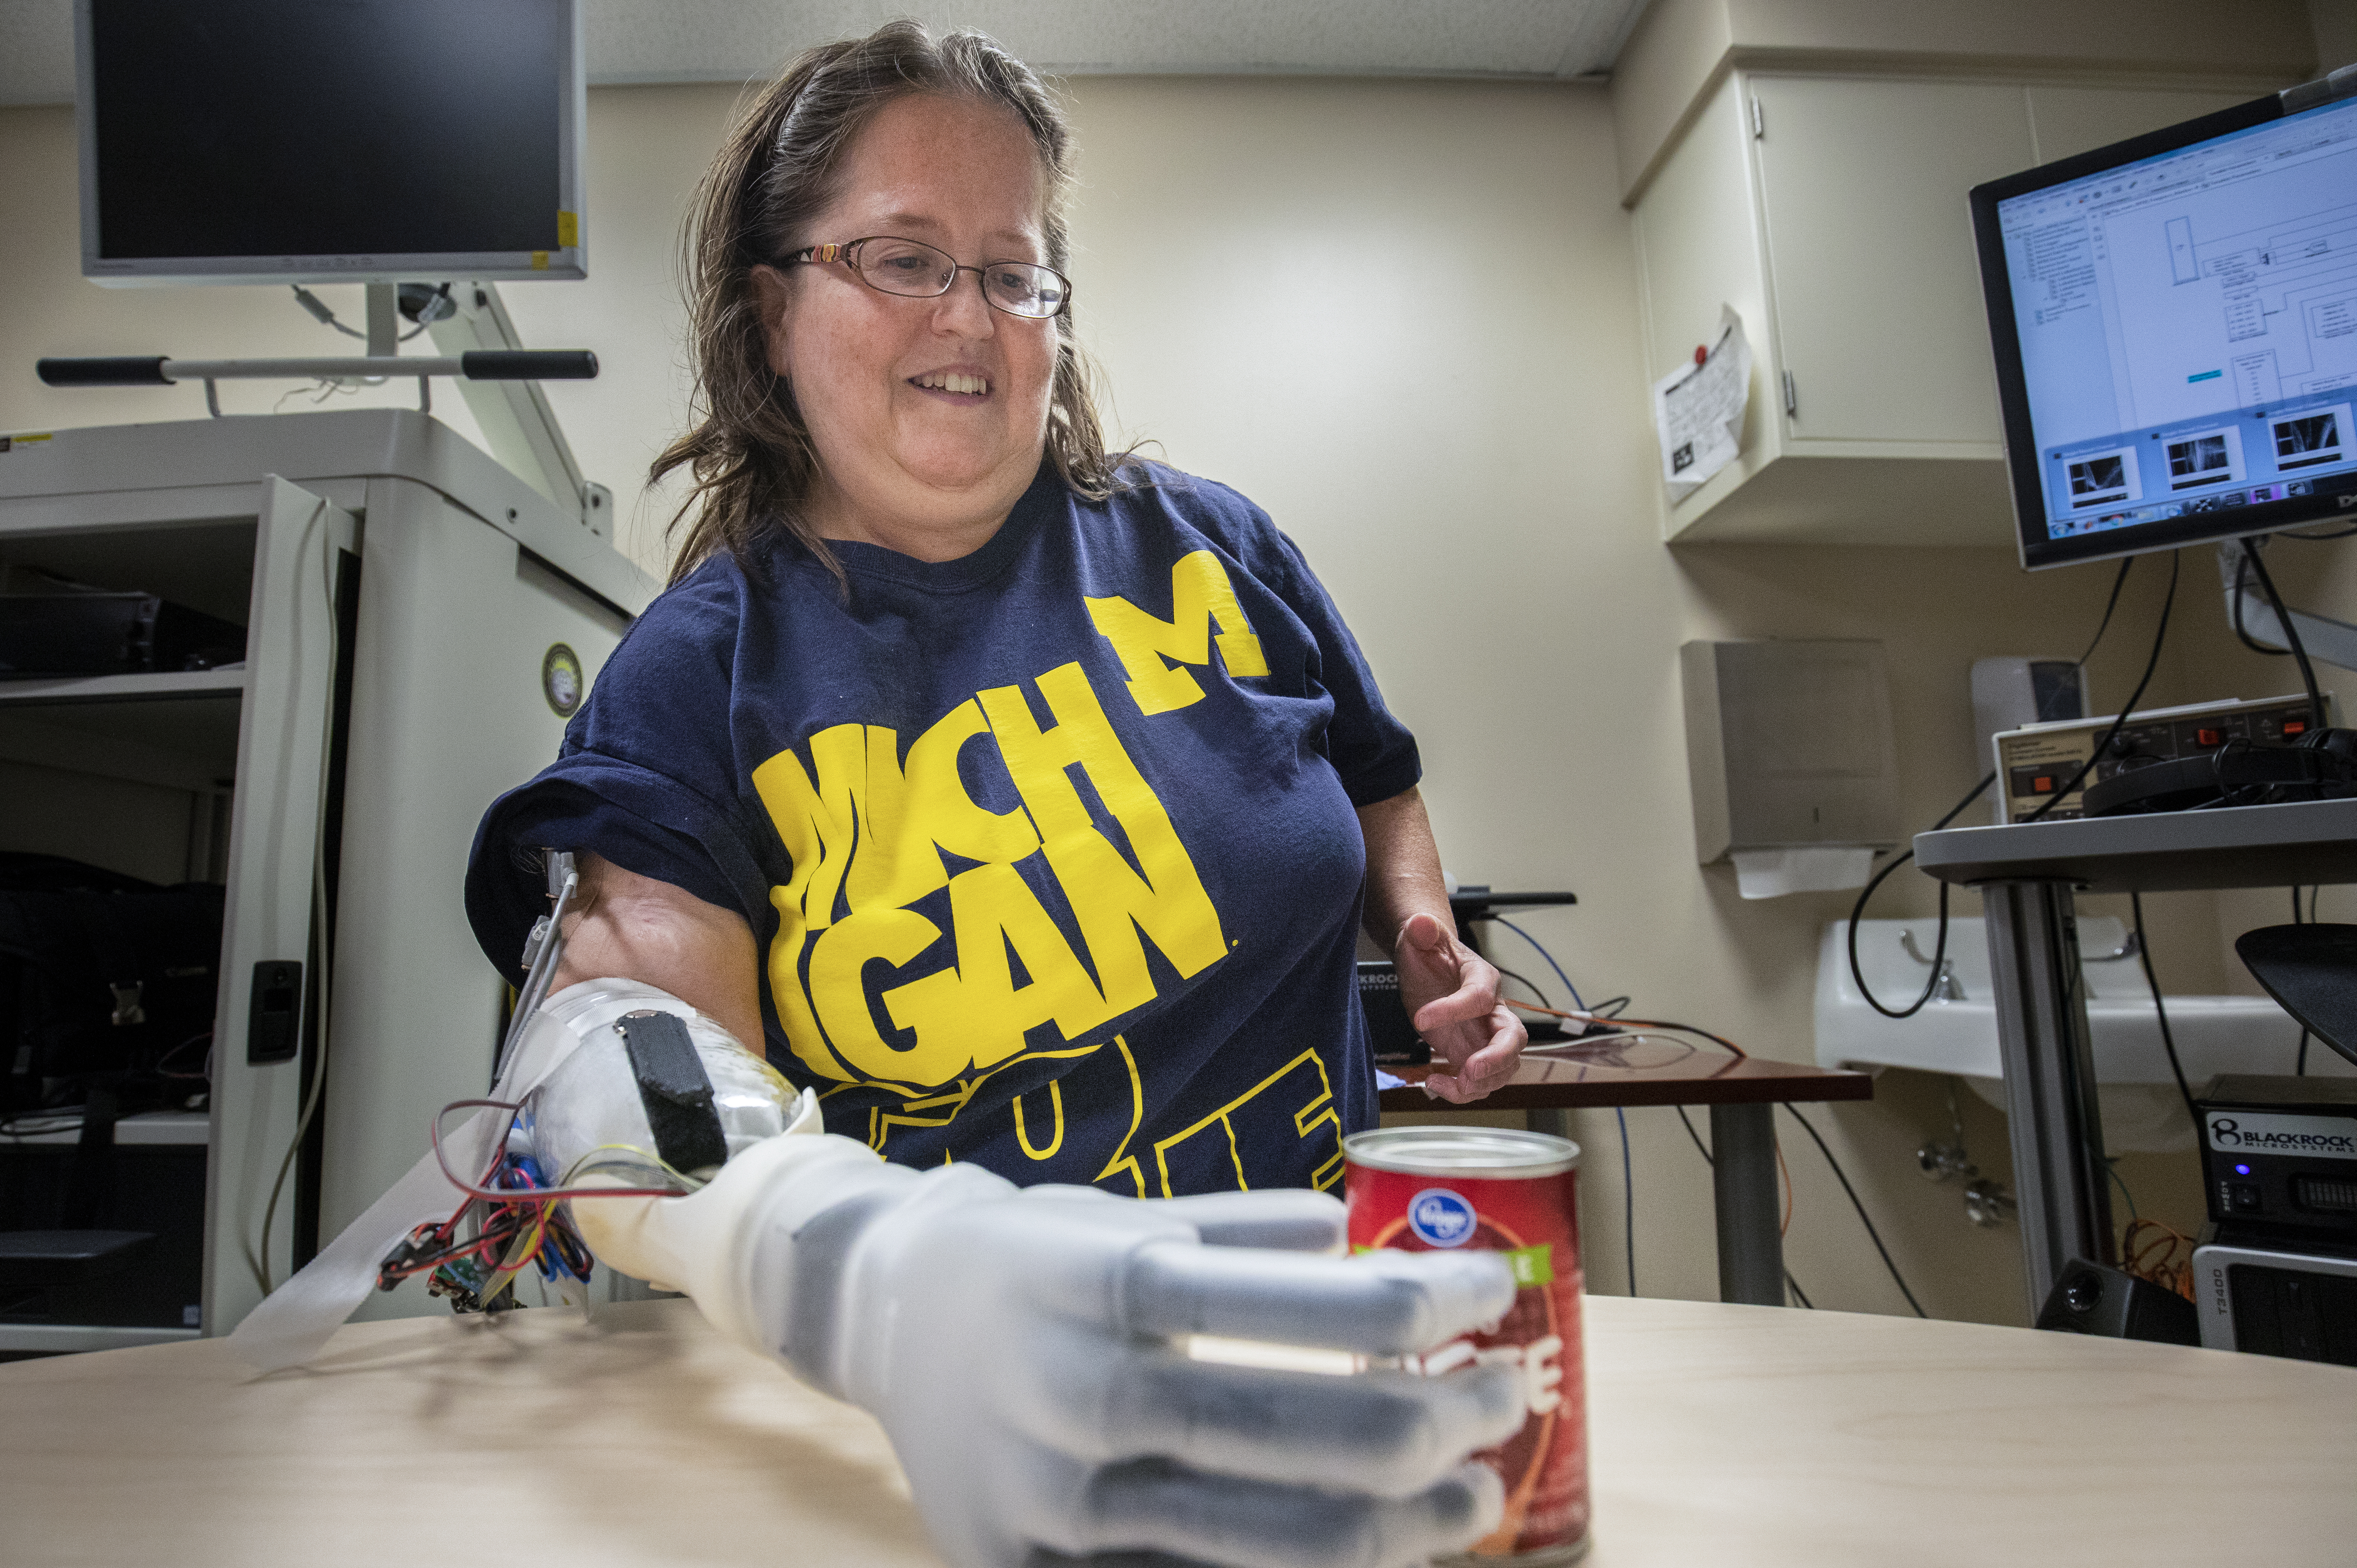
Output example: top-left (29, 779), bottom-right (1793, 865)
top-left (12, 1293), bottom-right (2339, 1567)
top-left (1916, 795), bottom-right (2357, 892)
top-left (1380, 1038), bottom-right (1872, 1112)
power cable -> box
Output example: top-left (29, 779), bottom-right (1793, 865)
top-left (1493, 966), bottom-right (1550, 1009)
top-left (2073, 555), bottom-right (2136, 673)
top-left (249, 499), bottom-right (341, 1296)
top-left (2231, 545), bottom-right (2290, 658)
top-left (1493, 917), bottom-right (1586, 1011)
top-left (1779, 1104), bottom-right (1927, 1318)
top-left (2129, 892), bottom-right (2201, 1131)
top-left (2238, 538), bottom-right (2325, 722)
top-left (1845, 774), bottom-right (1994, 1019)
top-left (1491, 920), bottom-right (1625, 1288)
top-left (2294, 885), bottom-right (2313, 1076)
top-left (2022, 549), bottom-right (2180, 824)
top-left (1673, 1105), bottom-right (1814, 1309)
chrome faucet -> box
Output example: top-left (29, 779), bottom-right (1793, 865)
top-left (1897, 929), bottom-right (1966, 1001)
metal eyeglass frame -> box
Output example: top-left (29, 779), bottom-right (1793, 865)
top-left (780, 237), bottom-right (1071, 320)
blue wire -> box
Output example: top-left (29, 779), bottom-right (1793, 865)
top-left (1492, 917), bottom-right (1587, 1011)
top-left (1487, 917), bottom-right (1624, 1284)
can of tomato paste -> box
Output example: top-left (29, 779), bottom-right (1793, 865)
top-left (1343, 1126), bottom-right (1588, 1565)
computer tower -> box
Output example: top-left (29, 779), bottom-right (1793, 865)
top-left (2192, 1223), bottom-right (2357, 1366)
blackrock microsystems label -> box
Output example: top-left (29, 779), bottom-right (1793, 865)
top-left (2205, 1112), bottom-right (2357, 1160)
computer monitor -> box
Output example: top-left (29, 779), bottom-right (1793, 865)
top-left (76, 0), bottom-right (585, 286)
top-left (1971, 87), bottom-right (2357, 570)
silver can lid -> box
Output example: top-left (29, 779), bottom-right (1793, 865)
top-left (1344, 1126), bottom-right (1579, 1178)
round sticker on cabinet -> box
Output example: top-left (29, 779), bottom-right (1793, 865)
top-left (541, 643), bottom-right (584, 717)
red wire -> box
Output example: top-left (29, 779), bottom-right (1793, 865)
top-left (430, 1099), bottom-right (687, 1204)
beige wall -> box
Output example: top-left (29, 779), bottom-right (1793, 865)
top-left (7, 59), bottom-right (2356, 1326)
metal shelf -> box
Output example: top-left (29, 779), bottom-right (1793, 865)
top-left (0, 1112), bottom-right (210, 1147)
top-left (0, 667), bottom-right (247, 707)
top-left (1916, 798), bottom-right (2357, 894)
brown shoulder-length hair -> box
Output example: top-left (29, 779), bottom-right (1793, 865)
top-left (651, 21), bottom-right (1124, 586)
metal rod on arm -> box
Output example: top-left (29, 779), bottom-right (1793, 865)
top-left (36, 351), bottom-right (598, 385)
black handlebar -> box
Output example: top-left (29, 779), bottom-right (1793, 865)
top-left (459, 350), bottom-right (599, 380)
top-left (37, 356), bottom-right (171, 386)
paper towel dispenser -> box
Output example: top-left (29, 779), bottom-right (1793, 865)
top-left (1680, 639), bottom-right (1902, 876)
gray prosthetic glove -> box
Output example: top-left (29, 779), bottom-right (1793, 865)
top-left (543, 997), bottom-right (1529, 1568)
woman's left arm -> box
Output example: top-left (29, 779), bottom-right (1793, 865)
top-left (1356, 786), bottom-right (1528, 1103)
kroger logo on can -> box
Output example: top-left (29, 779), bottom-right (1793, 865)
top-left (1407, 1187), bottom-right (1478, 1248)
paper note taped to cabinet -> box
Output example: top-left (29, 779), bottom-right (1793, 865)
top-left (1653, 306), bottom-right (1752, 500)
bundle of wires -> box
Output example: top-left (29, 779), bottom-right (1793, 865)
top-left (375, 1097), bottom-right (703, 1311)
top-left (2121, 1217), bottom-right (2197, 1303)
top-left (376, 1148), bottom-right (597, 1311)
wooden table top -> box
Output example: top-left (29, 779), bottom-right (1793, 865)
top-left (3, 1294), bottom-right (2347, 1566)
top-left (1381, 1036), bottom-right (1873, 1112)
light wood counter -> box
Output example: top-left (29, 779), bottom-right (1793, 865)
top-left (1, 1295), bottom-right (2349, 1566)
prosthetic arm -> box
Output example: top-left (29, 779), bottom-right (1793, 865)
top-left (522, 990), bottom-right (1530, 1568)
top-left (228, 844), bottom-right (1528, 1568)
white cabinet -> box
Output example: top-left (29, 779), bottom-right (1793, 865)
top-left (1632, 72), bottom-right (2259, 545)
top-left (0, 411), bottom-right (655, 1342)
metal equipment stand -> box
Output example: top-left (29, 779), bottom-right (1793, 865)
top-left (1917, 797), bottom-right (2357, 1311)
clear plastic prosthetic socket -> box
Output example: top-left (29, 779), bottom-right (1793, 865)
top-left (523, 983), bottom-right (1532, 1568)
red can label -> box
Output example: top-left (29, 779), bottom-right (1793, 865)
top-left (1345, 1157), bottom-right (1589, 1559)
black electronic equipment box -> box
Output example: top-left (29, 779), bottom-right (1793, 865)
top-left (1356, 963), bottom-right (1427, 1064)
top-left (2196, 1076), bottom-right (2357, 1238)
top-left (2193, 1222), bottom-right (2357, 1365)
top-left (0, 588), bottom-right (245, 678)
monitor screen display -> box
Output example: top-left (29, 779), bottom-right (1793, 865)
top-left (1972, 90), bottom-right (2357, 568)
top-left (78, 0), bottom-right (584, 285)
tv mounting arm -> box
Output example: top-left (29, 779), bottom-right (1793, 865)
top-left (2220, 537), bottom-right (2357, 678)
top-left (35, 280), bottom-right (611, 539)
top-left (411, 281), bottom-right (609, 538)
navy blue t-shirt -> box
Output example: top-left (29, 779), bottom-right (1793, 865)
top-left (465, 462), bottom-right (1419, 1196)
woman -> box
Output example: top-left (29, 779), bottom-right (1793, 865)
top-left (465, 22), bottom-right (1525, 1196)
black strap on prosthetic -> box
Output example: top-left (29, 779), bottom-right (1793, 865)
top-left (613, 1010), bottom-right (728, 1174)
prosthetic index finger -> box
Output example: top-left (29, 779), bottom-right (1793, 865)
top-left (1152, 1189), bottom-right (1345, 1252)
top-left (1116, 1240), bottom-right (1514, 1353)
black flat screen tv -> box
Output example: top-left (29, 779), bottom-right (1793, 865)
top-left (1970, 85), bottom-right (2357, 569)
top-left (77, 0), bottom-right (585, 286)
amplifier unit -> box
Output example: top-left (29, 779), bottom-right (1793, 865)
top-left (2193, 1223), bottom-right (2357, 1366)
top-left (2196, 1076), bottom-right (2357, 1239)
top-left (1991, 692), bottom-right (2333, 822)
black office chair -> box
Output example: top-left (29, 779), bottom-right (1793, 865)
top-left (2237, 924), bottom-right (2357, 1067)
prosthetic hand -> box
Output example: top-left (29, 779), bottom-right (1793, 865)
top-left (532, 990), bottom-right (1530, 1568)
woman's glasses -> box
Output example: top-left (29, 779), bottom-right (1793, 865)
top-left (782, 237), bottom-right (1070, 319)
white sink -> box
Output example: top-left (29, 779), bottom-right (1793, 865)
top-left (1814, 917), bottom-right (2353, 1151)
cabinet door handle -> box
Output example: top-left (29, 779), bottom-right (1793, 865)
top-left (1783, 370), bottom-right (1798, 418)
